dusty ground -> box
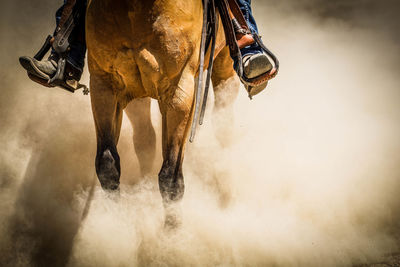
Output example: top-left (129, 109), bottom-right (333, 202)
top-left (363, 254), bottom-right (400, 267)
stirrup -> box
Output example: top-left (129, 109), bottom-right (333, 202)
top-left (20, 35), bottom-right (89, 95)
top-left (235, 34), bottom-right (279, 99)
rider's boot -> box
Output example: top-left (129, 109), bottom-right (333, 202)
top-left (19, 52), bottom-right (84, 92)
top-left (19, 54), bottom-right (58, 80)
top-left (234, 0), bottom-right (277, 97)
top-left (236, 33), bottom-right (273, 95)
top-left (243, 52), bottom-right (272, 95)
top-left (238, 34), bottom-right (272, 79)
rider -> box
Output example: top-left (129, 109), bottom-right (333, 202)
top-left (19, 0), bottom-right (272, 92)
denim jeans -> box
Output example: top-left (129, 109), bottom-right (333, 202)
top-left (236, 0), bottom-right (263, 57)
top-left (54, 0), bottom-right (87, 70)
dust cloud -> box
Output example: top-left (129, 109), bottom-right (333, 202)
top-left (1, 0), bottom-right (400, 266)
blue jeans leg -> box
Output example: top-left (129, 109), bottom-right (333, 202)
top-left (54, 0), bottom-right (87, 70)
top-left (236, 0), bottom-right (263, 57)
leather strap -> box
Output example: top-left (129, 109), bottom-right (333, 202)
top-left (190, 0), bottom-right (211, 142)
top-left (53, 0), bottom-right (86, 54)
top-left (227, 0), bottom-right (250, 32)
top-left (57, 0), bottom-right (77, 32)
top-left (216, 0), bottom-right (239, 58)
top-left (199, 0), bottom-right (217, 125)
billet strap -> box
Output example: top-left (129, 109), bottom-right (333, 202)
top-left (199, 0), bottom-right (217, 125)
top-left (190, 0), bottom-right (211, 142)
top-left (227, 0), bottom-right (250, 32)
top-left (215, 0), bottom-right (240, 61)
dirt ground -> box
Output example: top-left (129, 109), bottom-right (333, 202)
top-left (363, 254), bottom-right (400, 267)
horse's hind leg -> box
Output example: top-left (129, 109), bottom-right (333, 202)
top-left (125, 98), bottom-right (156, 176)
top-left (90, 74), bottom-right (123, 191)
top-left (212, 46), bottom-right (240, 147)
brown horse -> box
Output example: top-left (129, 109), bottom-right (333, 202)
top-left (86, 0), bottom-right (239, 209)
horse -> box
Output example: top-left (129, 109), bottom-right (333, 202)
top-left (86, 0), bottom-right (239, 218)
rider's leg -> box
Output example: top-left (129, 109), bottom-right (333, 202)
top-left (236, 0), bottom-right (262, 55)
top-left (54, 0), bottom-right (87, 73)
top-left (235, 0), bottom-right (272, 80)
top-left (20, 0), bottom-right (87, 81)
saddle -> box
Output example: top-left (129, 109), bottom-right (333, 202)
top-left (190, 0), bottom-right (280, 142)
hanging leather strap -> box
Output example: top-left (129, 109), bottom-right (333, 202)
top-left (215, 0), bottom-right (240, 61)
top-left (199, 0), bottom-right (217, 125)
top-left (190, 0), bottom-right (211, 142)
top-left (227, 0), bottom-right (249, 32)
top-left (57, 0), bottom-right (77, 31)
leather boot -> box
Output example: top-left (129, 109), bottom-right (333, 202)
top-left (243, 53), bottom-right (272, 79)
top-left (243, 53), bottom-right (273, 97)
top-left (19, 55), bottom-right (58, 80)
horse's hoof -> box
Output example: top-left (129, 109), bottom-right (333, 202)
top-left (163, 203), bottom-right (182, 231)
top-left (164, 213), bottom-right (182, 231)
top-left (96, 149), bottom-right (120, 191)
